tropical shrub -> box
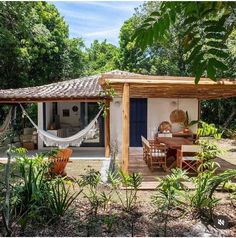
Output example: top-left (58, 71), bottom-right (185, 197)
top-left (0, 147), bottom-right (81, 235)
top-left (47, 177), bottom-right (82, 218)
top-left (0, 148), bottom-right (50, 234)
top-left (103, 213), bottom-right (117, 234)
top-left (79, 168), bottom-right (112, 216)
top-left (189, 168), bottom-right (236, 220)
top-left (189, 170), bottom-right (220, 219)
top-left (108, 169), bottom-right (142, 212)
top-left (10, 150), bottom-right (51, 228)
top-left (152, 168), bottom-right (189, 236)
top-left (197, 122), bottom-right (224, 171)
top-left (224, 181), bottom-right (236, 207)
top-left (0, 150), bottom-right (12, 236)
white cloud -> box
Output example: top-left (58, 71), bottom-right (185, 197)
top-left (84, 27), bottom-right (120, 37)
top-left (59, 9), bottom-right (102, 21)
top-left (84, 1), bottom-right (141, 12)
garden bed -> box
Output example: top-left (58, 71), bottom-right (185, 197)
top-left (1, 191), bottom-right (235, 237)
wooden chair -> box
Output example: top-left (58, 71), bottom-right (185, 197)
top-left (144, 140), bottom-right (168, 172)
top-left (177, 145), bottom-right (201, 173)
top-left (48, 148), bottom-right (73, 176)
top-left (141, 135), bottom-right (149, 163)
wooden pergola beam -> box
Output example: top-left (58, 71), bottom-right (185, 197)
top-left (122, 83), bottom-right (130, 173)
top-left (101, 73), bottom-right (235, 84)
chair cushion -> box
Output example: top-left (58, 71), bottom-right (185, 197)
top-left (183, 156), bottom-right (198, 161)
top-left (151, 151), bottom-right (166, 157)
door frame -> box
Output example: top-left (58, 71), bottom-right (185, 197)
top-left (80, 102), bottom-right (104, 147)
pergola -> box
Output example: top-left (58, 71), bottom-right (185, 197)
top-left (99, 73), bottom-right (236, 173)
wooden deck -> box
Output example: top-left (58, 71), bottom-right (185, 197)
top-left (128, 147), bottom-right (236, 184)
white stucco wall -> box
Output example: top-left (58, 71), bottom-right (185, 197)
top-left (38, 98), bottom-right (198, 150)
top-left (57, 102), bottom-right (80, 127)
top-left (46, 102), bottom-right (53, 129)
top-left (147, 98), bottom-right (198, 139)
top-left (110, 97), bottom-right (123, 151)
top-left (109, 97), bottom-right (199, 151)
top-left (38, 103), bottom-right (44, 150)
top-left (37, 102), bottom-right (53, 150)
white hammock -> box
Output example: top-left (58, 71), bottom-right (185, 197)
top-left (0, 107), bottom-right (12, 136)
top-left (19, 104), bottom-right (103, 148)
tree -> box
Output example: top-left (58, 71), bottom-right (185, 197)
top-left (85, 40), bottom-right (119, 75)
top-left (63, 38), bottom-right (86, 79)
top-left (118, 2), bottom-right (188, 76)
top-left (133, 2), bottom-right (236, 83)
top-left (0, 2), bottom-right (85, 89)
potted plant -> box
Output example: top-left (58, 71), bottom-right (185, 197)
top-left (182, 111), bottom-right (198, 133)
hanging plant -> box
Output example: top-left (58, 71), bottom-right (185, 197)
top-left (97, 81), bottom-right (116, 117)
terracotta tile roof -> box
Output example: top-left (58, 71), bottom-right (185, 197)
top-left (1, 69), bottom-right (235, 101)
top-left (0, 70), bottom-right (138, 102)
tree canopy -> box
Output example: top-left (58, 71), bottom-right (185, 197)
top-left (119, 2), bottom-right (185, 76)
top-left (133, 2), bottom-right (236, 83)
top-left (0, 1), bottom-right (235, 133)
top-left (85, 40), bottom-right (119, 75)
top-left (0, 2), bottom-right (85, 89)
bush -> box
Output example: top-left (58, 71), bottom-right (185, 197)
top-left (79, 168), bottom-right (112, 216)
top-left (152, 168), bottom-right (189, 236)
top-left (47, 177), bottom-right (82, 218)
top-left (197, 122), bottom-right (224, 171)
top-left (189, 168), bottom-right (236, 220)
top-left (0, 147), bottom-right (81, 235)
top-left (108, 169), bottom-right (142, 212)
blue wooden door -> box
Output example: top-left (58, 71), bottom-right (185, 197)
top-left (130, 98), bottom-right (147, 147)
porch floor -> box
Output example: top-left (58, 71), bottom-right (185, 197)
top-left (0, 147), bottom-right (106, 160)
top-left (0, 148), bottom-right (110, 182)
top-left (128, 147), bottom-right (236, 184)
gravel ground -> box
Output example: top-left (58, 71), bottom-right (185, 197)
top-left (216, 139), bottom-right (236, 165)
top-left (0, 188), bottom-right (235, 237)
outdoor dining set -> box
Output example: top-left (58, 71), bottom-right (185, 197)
top-left (141, 119), bottom-right (201, 173)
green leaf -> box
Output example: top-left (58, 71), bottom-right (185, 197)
top-left (185, 37), bottom-right (201, 51)
top-left (207, 59), bottom-right (217, 81)
top-left (210, 58), bottom-right (228, 70)
top-left (206, 41), bottom-right (227, 49)
top-left (144, 17), bottom-right (157, 24)
top-left (150, 11), bottom-right (160, 17)
top-left (194, 62), bottom-right (206, 84)
top-left (206, 33), bottom-right (224, 39)
top-left (183, 16), bottom-right (198, 25)
top-left (186, 44), bottom-right (203, 64)
top-left (205, 26), bottom-right (226, 33)
top-left (192, 52), bottom-right (205, 67)
top-left (208, 48), bottom-right (229, 58)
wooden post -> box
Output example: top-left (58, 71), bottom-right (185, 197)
top-left (122, 83), bottom-right (130, 173)
top-left (198, 99), bottom-right (201, 121)
top-left (105, 100), bottom-right (110, 158)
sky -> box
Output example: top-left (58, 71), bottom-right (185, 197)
top-left (51, 1), bottom-right (143, 47)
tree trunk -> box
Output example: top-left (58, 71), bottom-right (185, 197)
top-left (223, 106), bottom-right (236, 128)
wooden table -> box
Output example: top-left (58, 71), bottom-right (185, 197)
top-left (156, 137), bottom-right (193, 150)
top-left (155, 137), bottom-right (193, 169)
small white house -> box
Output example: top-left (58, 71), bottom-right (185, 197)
top-left (0, 70), bottom-right (236, 173)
